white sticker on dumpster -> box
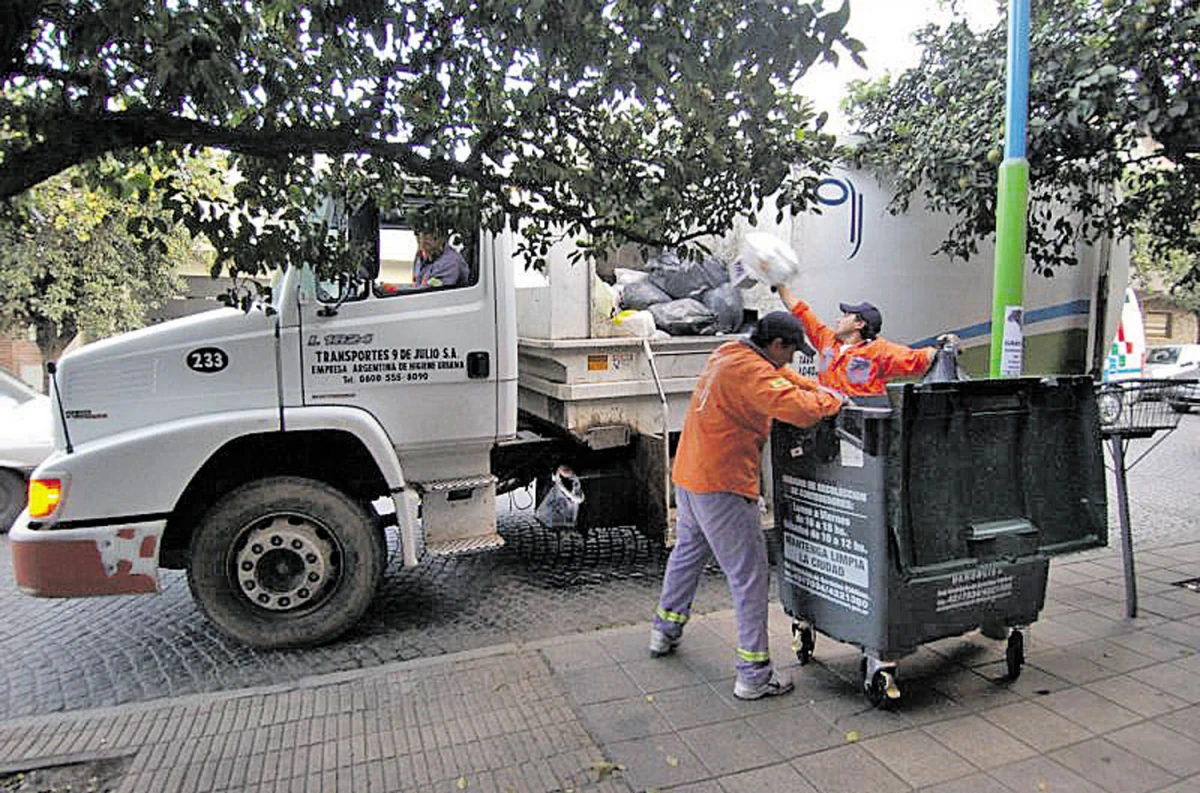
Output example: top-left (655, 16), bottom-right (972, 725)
top-left (935, 567), bottom-right (1015, 612)
top-left (839, 439), bottom-right (864, 468)
top-left (785, 567), bottom-right (871, 615)
top-left (788, 537), bottom-right (869, 589)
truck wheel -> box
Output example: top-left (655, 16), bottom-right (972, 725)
top-left (187, 476), bottom-right (384, 649)
top-left (0, 469), bottom-right (26, 533)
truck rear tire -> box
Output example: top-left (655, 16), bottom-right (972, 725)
top-left (187, 476), bottom-right (385, 649)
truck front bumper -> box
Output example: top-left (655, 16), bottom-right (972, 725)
top-left (9, 514), bottom-right (164, 596)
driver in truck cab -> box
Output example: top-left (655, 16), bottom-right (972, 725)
top-left (412, 224), bottom-right (468, 289)
top-left (650, 311), bottom-right (846, 701)
top-left (375, 222), bottom-right (470, 296)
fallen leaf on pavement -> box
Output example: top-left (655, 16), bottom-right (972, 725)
top-left (589, 760), bottom-right (624, 780)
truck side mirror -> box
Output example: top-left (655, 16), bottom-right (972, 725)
top-left (349, 199), bottom-right (380, 282)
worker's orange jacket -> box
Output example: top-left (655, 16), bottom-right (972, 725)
top-left (672, 341), bottom-right (843, 499)
top-left (790, 300), bottom-right (935, 397)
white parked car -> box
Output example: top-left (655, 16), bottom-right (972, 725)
top-left (0, 369), bottom-right (54, 531)
top-left (1145, 344), bottom-right (1200, 379)
top-left (1145, 344), bottom-right (1200, 414)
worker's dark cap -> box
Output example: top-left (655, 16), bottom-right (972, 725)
top-left (840, 301), bottom-right (883, 335)
top-left (754, 311), bottom-right (806, 347)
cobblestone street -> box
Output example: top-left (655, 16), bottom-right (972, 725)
top-left (0, 512), bottom-right (735, 719)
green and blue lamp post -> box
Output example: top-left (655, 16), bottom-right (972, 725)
top-left (990, 0), bottom-right (1031, 377)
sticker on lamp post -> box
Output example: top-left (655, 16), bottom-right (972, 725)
top-left (1001, 306), bottom-right (1024, 376)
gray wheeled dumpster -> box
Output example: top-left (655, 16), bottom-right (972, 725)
top-left (771, 376), bottom-right (1108, 706)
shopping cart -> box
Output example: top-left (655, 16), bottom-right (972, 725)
top-left (1097, 378), bottom-right (1197, 617)
top-left (1097, 379), bottom-right (1191, 438)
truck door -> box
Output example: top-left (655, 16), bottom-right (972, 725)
top-left (297, 221), bottom-right (499, 451)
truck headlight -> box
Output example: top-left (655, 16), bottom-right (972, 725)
top-left (28, 479), bottom-right (63, 518)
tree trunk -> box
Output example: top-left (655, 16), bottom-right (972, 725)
top-left (35, 321), bottom-right (77, 394)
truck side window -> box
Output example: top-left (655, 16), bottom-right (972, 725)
top-left (373, 226), bottom-right (477, 297)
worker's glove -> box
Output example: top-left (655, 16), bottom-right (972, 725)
top-left (935, 333), bottom-right (961, 354)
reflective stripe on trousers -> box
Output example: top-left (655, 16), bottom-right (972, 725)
top-left (652, 486), bottom-right (773, 687)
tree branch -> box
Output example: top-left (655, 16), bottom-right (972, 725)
top-left (1, 107), bottom-right (681, 248)
top-left (0, 108), bottom-right (515, 198)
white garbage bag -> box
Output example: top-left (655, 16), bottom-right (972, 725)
top-left (610, 309), bottom-right (656, 338)
top-left (738, 232), bottom-right (800, 288)
top-left (535, 466), bottom-right (585, 529)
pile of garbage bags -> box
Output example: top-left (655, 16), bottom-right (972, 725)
top-left (599, 251), bottom-right (746, 338)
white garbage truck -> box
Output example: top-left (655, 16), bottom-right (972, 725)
top-left (10, 169), bottom-right (1130, 648)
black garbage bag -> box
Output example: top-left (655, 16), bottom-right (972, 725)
top-left (700, 282), bottom-right (745, 334)
top-left (647, 251), bottom-right (728, 300)
top-left (649, 298), bottom-right (719, 336)
top-left (619, 279), bottom-right (673, 311)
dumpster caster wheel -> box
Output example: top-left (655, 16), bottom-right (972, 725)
top-left (792, 623), bottom-right (815, 665)
top-left (1006, 630), bottom-right (1025, 680)
top-left (861, 659), bottom-right (900, 708)
top-left (866, 670), bottom-right (900, 708)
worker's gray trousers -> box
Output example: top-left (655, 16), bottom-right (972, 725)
top-left (653, 486), bottom-right (773, 687)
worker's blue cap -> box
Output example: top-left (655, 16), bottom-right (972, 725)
top-left (840, 301), bottom-right (883, 335)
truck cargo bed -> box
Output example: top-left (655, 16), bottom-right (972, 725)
top-left (516, 334), bottom-right (726, 440)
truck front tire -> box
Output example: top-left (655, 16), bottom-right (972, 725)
top-left (187, 476), bottom-right (385, 649)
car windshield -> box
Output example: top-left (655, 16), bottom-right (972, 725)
top-left (1147, 348), bottom-right (1180, 365)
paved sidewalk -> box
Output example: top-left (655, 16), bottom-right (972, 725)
top-left (4, 537), bottom-right (1200, 793)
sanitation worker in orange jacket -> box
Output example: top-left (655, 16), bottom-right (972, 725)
top-left (650, 312), bottom-right (845, 700)
top-left (778, 285), bottom-right (951, 398)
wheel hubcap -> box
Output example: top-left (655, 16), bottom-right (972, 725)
top-left (235, 515), bottom-right (338, 612)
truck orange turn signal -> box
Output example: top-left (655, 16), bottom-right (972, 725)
top-left (28, 479), bottom-right (62, 518)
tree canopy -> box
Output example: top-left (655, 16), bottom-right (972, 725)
top-left (2, 0), bottom-right (866, 277)
top-left (845, 0), bottom-right (1199, 286)
top-left (0, 164), bottom-right (191, 381)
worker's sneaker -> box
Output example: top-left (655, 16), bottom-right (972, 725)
top-left (733, 670), bottom-right (794, 700)
top-left (649, 628), bottom-right (681, 658)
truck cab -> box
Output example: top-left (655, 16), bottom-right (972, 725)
top-left (11, 209), bottom-right (519, 648)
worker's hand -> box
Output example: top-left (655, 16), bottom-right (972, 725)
top-left (936, 333), bottom-right (961, 354)
top-left (818, 385), bottom-right (850, 407)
